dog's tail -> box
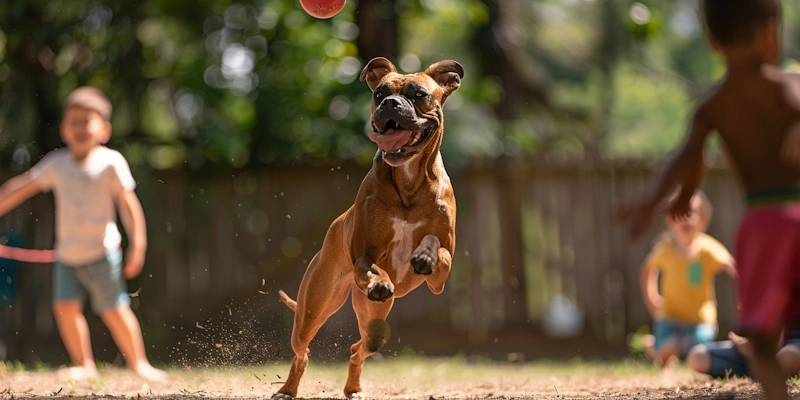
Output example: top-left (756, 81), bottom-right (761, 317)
top-left (278, 290), bottom-right (297, 312)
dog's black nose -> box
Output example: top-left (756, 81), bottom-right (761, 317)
top-left (384, 96), bottom-right (402, 110)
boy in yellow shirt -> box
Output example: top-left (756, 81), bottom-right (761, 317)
top-left (640, 191), bottom-right (737, 367)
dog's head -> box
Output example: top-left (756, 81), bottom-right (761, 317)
top-left (360, 57), bottom-right (463, 167)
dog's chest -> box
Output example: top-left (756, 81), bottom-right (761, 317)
top-left (389, 217), bottom-right (424, 282)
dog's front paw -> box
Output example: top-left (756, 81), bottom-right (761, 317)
top-left (367, 272), bottom-right (394, 302)
top-left (271, 393), bottom-right (294, 400)
top-left (411, 252), bottom-right (435, 275)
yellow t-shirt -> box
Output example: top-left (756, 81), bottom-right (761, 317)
top-left (645, 233), bottom-right (732, 324)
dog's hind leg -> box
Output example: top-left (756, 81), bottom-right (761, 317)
top-left (343, 291), bottom-right (394, 398)
top-left (272, 253), bottom-right (352, 400)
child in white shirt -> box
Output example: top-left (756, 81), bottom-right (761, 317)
top-left (0, 87), bottom-right (167, 382)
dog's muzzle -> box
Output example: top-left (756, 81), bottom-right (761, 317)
top-left (368, 95), bottom-right (437, 160)
top-left (373, 95), bottom-right (420, 133)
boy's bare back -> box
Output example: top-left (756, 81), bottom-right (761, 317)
top-left (698, 67), bottom-right (800, 193)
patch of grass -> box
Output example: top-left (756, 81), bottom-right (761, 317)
top-left (0, 360), bottom-right (27, 373)
top-left (161, 353), bottom-right (668, 382)
top-left (95, 360), bottom-right (109, 372)
top-left (29, 359), bottom-right (50, 372)
top-left (0, 359), bottom-right (51, 373)
top-left (626, 325), bottom-right (651, 356)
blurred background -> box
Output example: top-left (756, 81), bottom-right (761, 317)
top-left (0, 0), bottom-right (799, 367)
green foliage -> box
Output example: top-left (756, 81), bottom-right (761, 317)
top-left (0, 360), bottom-right (27, 373)
top-left (0, 0), bottom-right (799, 170)
top-left (605, 63), bottom-right (693, 158)
top-left (626, 324), bottom-right (652, 356)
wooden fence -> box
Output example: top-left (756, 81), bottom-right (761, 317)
top-left (0, 160), bottom-right (744, 364)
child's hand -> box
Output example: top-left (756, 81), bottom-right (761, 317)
top-left (664, 198), bottom-right (691, 221)
top-left (123, 248), bottom-right (145, 279)
top-left (660, 187), bottom-right (694, 222)
top-left (728, 331), bottom-right (753, 359)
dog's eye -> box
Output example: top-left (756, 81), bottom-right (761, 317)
top-left (375, 93), bottom-right (383, 99)
top-left (415, 92), bottom-right (427, 98)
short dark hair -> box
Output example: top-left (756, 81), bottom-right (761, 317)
top-left (702, 0), bottom-right (781, 46)
top-left (63, 86), bottom-right (112, 121)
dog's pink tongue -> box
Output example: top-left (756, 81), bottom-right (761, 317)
top-left (368, 129), bottom-right (413, 152)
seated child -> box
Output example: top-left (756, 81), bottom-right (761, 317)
top-left (687, 325), bottom-right (800, 379)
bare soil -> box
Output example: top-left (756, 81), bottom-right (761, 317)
top-left (2, 357), bottom-right (800, 399)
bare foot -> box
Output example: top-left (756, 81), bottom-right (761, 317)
top-left (661, 355), bottom-right (679, 372)
top-left (132, 363), bottom-right (168, 383)
top-left (58, 366), bottom-right (98, 381)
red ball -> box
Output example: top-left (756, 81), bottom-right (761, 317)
top-left (299, 0), bottom-right (346, 19)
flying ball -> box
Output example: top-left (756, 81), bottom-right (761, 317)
top-left (299, 0), bottom-right (346, 19)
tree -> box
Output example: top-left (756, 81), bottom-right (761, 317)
top-left (355, 0), bottom-right (398, 62)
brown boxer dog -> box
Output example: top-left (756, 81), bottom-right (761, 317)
top-left (272, 57), bottom-right (463, 399)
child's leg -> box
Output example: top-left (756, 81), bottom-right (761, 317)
top-left (53, 300), bottom-right (94, 369)
top-left (677, 322), bottom-right (719, 370)
top-left (687, 340), bottom-right (750, 378)
top-left (52, 262), bottom-right (97, 378)
top-left (77, 251), bottom-right (166, 382)
top-left (748, 331), bottom-right (787, 400)
top-left (776, 342), bottom-right (800, 378)
top-left (100, 306), bottom-right (166, 382)
top-left (651, 319), bottom-right (680, 367)
top-left (685, 344), bottom-right (711, 373)
top-left (655, 339), bottom-right (680, 367)
top-left (52, 300), bottom-right (98, 379)
top-left (733, 206), bottom-right (800, 399)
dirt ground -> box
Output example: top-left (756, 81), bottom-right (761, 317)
top-left (2, 357), bottom-right (800, 400)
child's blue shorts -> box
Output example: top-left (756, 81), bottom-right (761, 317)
top-left (654, 318), bottom-right (718, 356)
top-left (53, 250), bottom-right (130, 314)
top-left (705, 341), bottom-right (749, 378)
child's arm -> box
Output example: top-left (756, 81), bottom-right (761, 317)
top-left (117, 189), bottom-right (147, 279)
top-left (640, 262), bottom-right (663, 318)
top-left (0, 173), bottom-right (43, 218)
top-left (724, 264), bottom-right (737, 279)
top-left (618, 105), bottom-right (713, 237)
top-left (722, 258), bottom-right (737, 279)
top-left (706, 236), bottom-right (738, 279)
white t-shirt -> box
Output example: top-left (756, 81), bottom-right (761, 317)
top-left (30, 146), bottom-right (136, 266)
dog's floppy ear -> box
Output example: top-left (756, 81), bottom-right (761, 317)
top-left (360, 57), bottom-right (397, 91)
top-left (424, 60), bottom-right (464, 99)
